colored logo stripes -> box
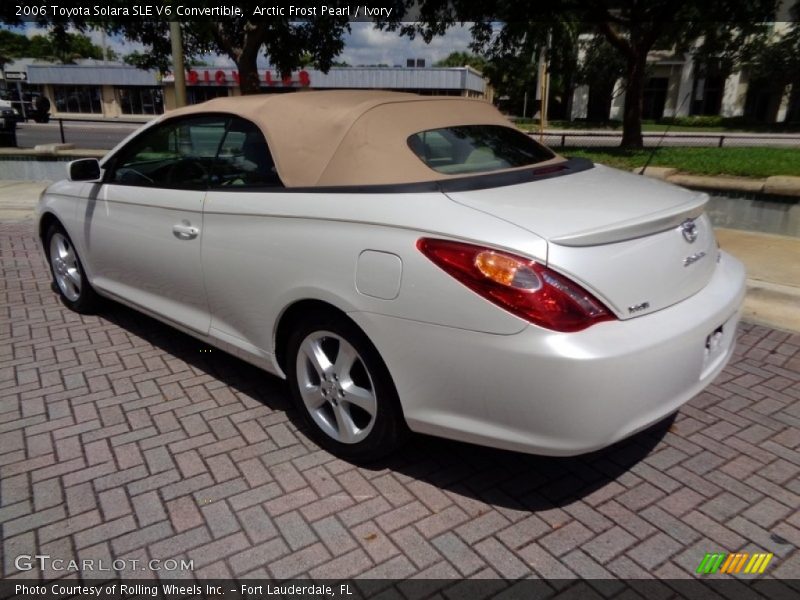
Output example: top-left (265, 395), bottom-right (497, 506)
top-left (696, 552), bottom-right (773, 574)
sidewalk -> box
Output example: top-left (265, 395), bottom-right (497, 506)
top-left (716, 229), bottom-right (800, 333)
top-left (1, 179), bottom-right (798, 333)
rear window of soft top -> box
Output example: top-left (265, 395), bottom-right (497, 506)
top-left (407, 125), bottom-right (555, 175)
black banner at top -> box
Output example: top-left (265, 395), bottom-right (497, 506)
top-left (2, 0), bottom-right (796, 24)
top-left (6, 1), bottom-right (411, 24)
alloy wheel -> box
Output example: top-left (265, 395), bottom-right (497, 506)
top-left (295, 331), bottom-right (378, 444)
top-left (49, 232), bottom-right (82, 302)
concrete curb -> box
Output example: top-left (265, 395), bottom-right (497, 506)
top-left (634, 167), bottom-right (800, 197)
top-left (0, 148), bottom-right (107, 159)
top-left (715, 228), bottom-right (800, 334)
top-left (740, 280), bottom-right (800, 333)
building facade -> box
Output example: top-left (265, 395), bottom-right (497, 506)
top-left (570, 25), bottom-right (797, 123)
top-left (160, 65), bottom-right (489, 110)
top-left (0, 60), bottom-right (489, 120)
top-left (0, 59), bottom-right (162, 120)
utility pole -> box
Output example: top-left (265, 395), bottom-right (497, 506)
top-left (537, 45), bottom-right (547, 142)
top-left (101, 30), bottom-right (108, 64)
top-left (523, 47), bottom-right (536, 121)
top-left (539, 32), bottom-right (552, 142)
top-left (170, 21), bottom-right (187, 108)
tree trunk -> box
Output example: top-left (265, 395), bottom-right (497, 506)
top-left (218, 26), bottom-right (267, 96)
top-left (563, 71), bottom-right (575, 121)
top-left (621, 52), bottom-right (647, 148)
top-left (787, 80), bottom-right (800, 123)
top-left (237, 58), bottom-right (261, 95)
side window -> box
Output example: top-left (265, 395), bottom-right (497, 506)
top-left (109, 116), bottom-right (228, 189)
top-left (210, 118), bottom-right (282, 188)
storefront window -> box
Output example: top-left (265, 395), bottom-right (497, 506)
top-left (52, 85), bottom-right (102, 114)
top-left (187, 86), bottom-right (229, 105)
top-left (116, 86), bottom-right (164, 115)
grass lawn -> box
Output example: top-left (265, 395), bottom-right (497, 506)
top-left (518, 121), bottom-right (727, 133)
top-left (514, 118), bottom-right (800, 134)
top-left (563, 147), bottom-right (800, 178)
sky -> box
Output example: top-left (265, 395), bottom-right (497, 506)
top-left (11, 22), bottom-right (476, 68)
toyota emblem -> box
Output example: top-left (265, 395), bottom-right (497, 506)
top-left (681, 219), bottom-right (698, 243)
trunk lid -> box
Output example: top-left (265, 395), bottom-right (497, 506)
top-left (446, 164), bottom-right (718, 318)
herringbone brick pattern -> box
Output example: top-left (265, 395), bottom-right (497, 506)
top-left (2, 220), bottom-right (799, 581)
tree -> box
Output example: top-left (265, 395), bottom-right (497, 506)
top-left (435, 51), bottom-right (487, 71)
top-left (470, 20), bottom-right (583, 120)
top-left (575, 35), bottom-right (627, 122)
top-left (101, 2), bottom-right (351, 94)
top-left (591, 1), bottom-right (777, 145)
top-left (0, 26), bottom-right (112, 64)
top-left (737, 17), bottom-right (800, 122)
top-left (0, 2), bottom-right (351, 95)
top-left (383, 0), bottom-right (778, 147)
top-left (0, 30), bottom-right (30, 67)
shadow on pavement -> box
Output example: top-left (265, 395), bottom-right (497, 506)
top-left (97, 300), bottom-right (671, 512)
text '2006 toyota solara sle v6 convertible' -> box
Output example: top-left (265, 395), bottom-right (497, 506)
top-left (38, 90), bottom-right (745, 461)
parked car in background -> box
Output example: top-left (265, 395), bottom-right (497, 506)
top-left (1, 90), bottom-right (50, 123)
top-left (0, 97), bottom-right (17, 130)
top-left (36, 91), bottom-right (746, 461)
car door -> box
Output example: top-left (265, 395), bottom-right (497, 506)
top-left (81, 115), bottom-right (228, 334)
top-left (201, 117), bottom-right (296, 360)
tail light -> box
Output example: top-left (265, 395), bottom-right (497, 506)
top-left (417, 238), bottom-right (615, 332)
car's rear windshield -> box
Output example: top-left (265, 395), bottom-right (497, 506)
top-left (407, 125), bottom-right (555, 175)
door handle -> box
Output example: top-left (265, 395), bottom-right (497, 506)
top-left (172, 222), bottom-right (199, 240)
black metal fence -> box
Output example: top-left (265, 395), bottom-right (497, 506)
top-left (15, 117), bottom-right (149, 150)
top-left (530, 131), bottom-right (800, 149)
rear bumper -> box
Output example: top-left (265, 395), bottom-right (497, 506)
top-left (350, 251), bottom-right (746, 456)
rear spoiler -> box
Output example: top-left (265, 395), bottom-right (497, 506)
top-left (549, 193), bottom-right (708, 247)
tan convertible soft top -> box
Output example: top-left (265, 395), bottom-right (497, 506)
top-left (167, 90), bottom-right (559, 187)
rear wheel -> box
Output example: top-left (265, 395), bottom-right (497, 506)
top-left (286, 313), bottom-right (406, 462)
top-left (45, 224), bottom-right (100, 313)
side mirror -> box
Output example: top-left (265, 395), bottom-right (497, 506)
top-left (68, 158), bottom-right (101, 182)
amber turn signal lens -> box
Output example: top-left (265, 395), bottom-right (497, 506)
top-left (474, 251), bottom-right (541, 290)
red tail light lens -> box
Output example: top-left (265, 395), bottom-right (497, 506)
top-left (417, 238), bottom-right (615, 332)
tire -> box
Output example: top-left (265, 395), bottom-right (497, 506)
top-left (286, 312), bottom-right (406, 462)
top-left (45, 223), bottom-right (100, 313)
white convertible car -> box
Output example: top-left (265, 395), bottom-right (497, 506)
top-left (38, 91), bottom-right (745, 460)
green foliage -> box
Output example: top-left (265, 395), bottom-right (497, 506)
top-left (739, 22), bottom-right (800, 87)
top-left (105, 9), bottom-right (352, 92)
top-left (383, 0), bottom-right (779, 146)
top-left (434, 51), bottom-right (487, 71)
top-left (0, 30), bottom-right (30, 64)
top-left (0, 27), bottom-right (111, 64)
top-left (575, 36), bottom-right (625, 88)
top-left (566, 147), bottom-right (800, 178)
top-left (123, 50), bottom-right (168, 72)
top-left (1, 1), bottom-right (352, 95)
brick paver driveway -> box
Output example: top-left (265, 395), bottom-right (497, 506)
top-left (2, 220), bottom-right (799, 582)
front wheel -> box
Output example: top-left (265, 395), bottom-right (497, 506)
top-left (286, 314), bottom-right (406, 462)
top-left (45, 224), bottom-right (100, 313)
